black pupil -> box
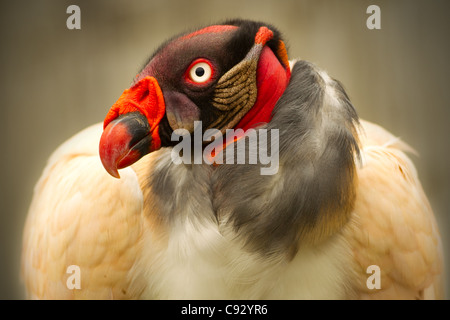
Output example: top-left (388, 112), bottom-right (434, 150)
top-left (195, 67), bottom-right (205, 77)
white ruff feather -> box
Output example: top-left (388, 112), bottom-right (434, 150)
top-left (134, 218), bottom-right (351, 299)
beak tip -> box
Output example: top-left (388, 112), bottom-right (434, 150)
top-left (99, 125), bottom-right (122, 179)
top-left (99, 148), bottom-right (121, 179)
top-left (106, 166), bottom-right (121, 179)
top-left (99, 113), bottom-right (151, 178)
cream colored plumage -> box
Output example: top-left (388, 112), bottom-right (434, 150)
top-left (21, 22), bottom-right (444, 299)
top-left (344, 120), bottom-right (443, 299)
top-left (21, 124), bottom-right (145, 299)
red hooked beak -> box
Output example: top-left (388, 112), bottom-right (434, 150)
top-left (99, 76), bottom-right (165, 178)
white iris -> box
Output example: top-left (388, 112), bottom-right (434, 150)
top-left (189, 62), bottom-right (212, 83)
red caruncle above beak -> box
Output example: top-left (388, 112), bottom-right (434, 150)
top-left (99, 76), bottom-right (166, 178)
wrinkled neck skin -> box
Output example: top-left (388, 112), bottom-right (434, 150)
top-left (144, 60), bottom-right (360, 261)
top-left (234, 46), bottom-right (290, 132)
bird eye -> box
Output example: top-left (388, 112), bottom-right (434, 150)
top-left (187, 59), bottom-right (214, 84)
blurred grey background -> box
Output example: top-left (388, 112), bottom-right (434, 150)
top-left (1, 0), bottom-right (449, 299)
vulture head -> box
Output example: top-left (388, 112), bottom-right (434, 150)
top-left (99, 20), bottom-right (292, 178)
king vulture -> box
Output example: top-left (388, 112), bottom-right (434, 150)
top-left (21, 19), bottom-right (444, 299)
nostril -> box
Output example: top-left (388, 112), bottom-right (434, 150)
top-left (139, 89), bottom-right (149, 101)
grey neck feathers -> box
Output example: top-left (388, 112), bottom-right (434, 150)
top-left (212, 60), bottom-right (360, 258)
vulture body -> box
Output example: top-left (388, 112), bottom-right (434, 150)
top-left (21, 20), bottom-right (444, 299)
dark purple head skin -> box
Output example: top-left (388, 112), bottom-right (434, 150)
top-left (135, 28), bottom-right (239, 134)
top-left (100, 19), bottom-right (290, 178)
top-left (133, 20), bottom-right (286, 142)
top-left (136, 30), bottom-right (236, 86)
